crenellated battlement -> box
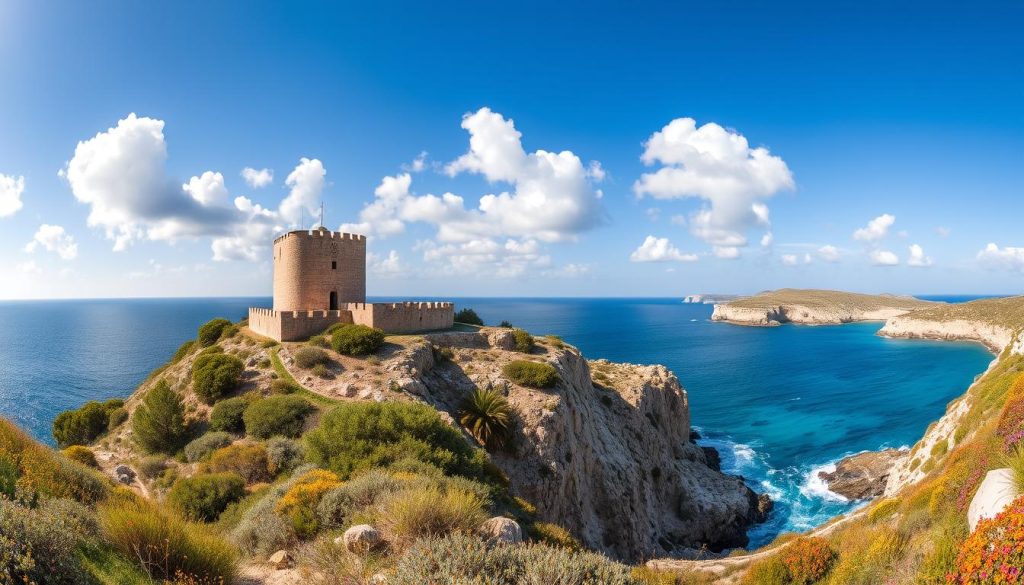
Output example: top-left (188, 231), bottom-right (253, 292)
top-left (273, 229), bottom-right (367, 245)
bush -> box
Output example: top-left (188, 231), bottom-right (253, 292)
top-left (171, 340), bottom-right (196, 363)
top-left (326, 322), bottom-right (353, 335)
top-left (305, 401), bottom-right (490, 481)
top-left (230, 465), bottom-right (314, 555)
top-left (0, 418), bottom-right (110, 504)
top-left (316, 469), bottom-right (404, 529)
top-left (271, 379), bottom-right (301, 394)
top-left (0, 497), bottom-right (94, 585)
top-left (460, 387), bottom-right (513, 450)
top-left (312, 363), bottom-right (332, 379)
top-left (266, 437), bottom-right (305, 475)
top-left (1007, 444), bottom-right (1024, 492)
top-left (454, 308), bottom-right (484, 326)
top-left (207, 443), bottom-right (271, 484)
top-left (377, 485), bottom-right (486, 548)
top-left (868, 497), bottom-right (900, 523)
top-left (197, 318), bottom-right (232, 347)
top-left (107, 406), bottom-right (129, 430)
top-left (275, 469), bottom-right (341, 538)
top-left (502, 360), bottom-right (558, 389)
top-left (499, 320), bottom-right (513, 328)
top-left (132, 380), bottom-right (187, 454)
top-left (209, 396), bottom-right (248, 434)
top-left (244, 395), bottom-right (313, 439)
top-left (392, 533), bottom-right (635, 584)
top-left (62, 445), bottom-right (97, 468)
top-left (529, 521), bottom-right (582, 551)
top-left (192, 353), bottom-right (244, 405)
top-left (331, 324), bottom-right (385, 356)
top-left (183, 431), bottom-right (233, 463)
top-left (512, 329), bottom-right (534, 353)
top-left (780, 537), bottom-right (836, 584)
top-left (294, 346), bottom-right (330, 369)
top-left (137, 455), bottom-right (167, 480)
top-left (100, 496), bottom-right (238, 581)
top-left (308, 335), bottom-right (329, 348)
top-left (952, 493), bottom-right (1024, 583)
top-left (169, 472), bottom-right (246, 522)
top-left (740, 556), bottom-right (789, 585)
top-left (52, 400), bottom-right (115, 447)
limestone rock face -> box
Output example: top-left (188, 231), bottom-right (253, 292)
top-left (267, 550), bottom-right (291, 570)
top-left (968, 468), bottom-right (1019, 531)
top-left (478, 517), bottom-right (523, 545)
top-left (415, 331), bottom-right (766, 562)
top-left (879, 317), bottom-right (1015, 354)
top-left (819, 449), bottom-right (906, 500)
top-left (341, 524), bottom-right (382, 554)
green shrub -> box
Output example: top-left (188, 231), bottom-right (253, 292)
top-left (740, 556), bottom-right (789, 585)
top-left (169, 472), bottom-right (246, 522)
top-left (192, 353), bottom-right (244, 405)
top-left (100, 496), bottom-right (238, 581)
top-left (460, 387), bottom-right (513, 450)
top-left (376, 485), bottom-right (486, 548)
top-left (1005, 443), bottom-right (1024, 492)
top-left (868, 497), bottom-right (900, 523)
top-left (308, 335), bottom-right (329, 348)
top-left (197, 318), bottom-right (232, 347)
top-left (327, 322), bottom-right (353, 335)
top-left (107, 406), bottom-right (128, 430)
top-left (230, 465), bottom-right (315, 555)
top-left (271, 379), bottom-right (301, 394)
top-left (304, 401), bottom-right (490, 481)
top-left (312, 363), bottom-right (332, 379)
top-left (266, 437), bottom-right (304, 475)
top-left (499, 320), bottom-right (513, 328)
top-left (454, 308), bottom-right (484, 326)
top-left (131, 380), bottom-right (186, 454)
top-left (62, 445), bottom-right (98, 468)
top-left (52, 400), bottom-right (114, 447)
top-left (137, 455), bottom-right (167, 479)
top-left (502, 360), bottom-right (558, 389)
top-left (331, 324), bottom-right (385, 356)
top-left (220, 324), bottom-right (240, 340)
top-left (512, 329), bottom-right (534, 353)
top-left (0, 497), bottom-right (94, 585)
top-left (171, 340), bottom-right (196, 363)
top-left (274, 469), bottom-right (341, 538)
top-left (244, 395), bottom-right (313, 439)
top-left (206, 443), bottom-right (270, 484)
top-left (529, 521), bottom-right (581, 551)
top-left (930, 440), bottom-right (949, 459)
top-left (183, 431), bottom-right (233, 463)
top-left (392, 533), bottom-right (635, 584)
top-left (210, 397), bottom-right (248, 433)
top-left (294, 346), bottom-right (330, 369)
top-left (316, 469), bottom-right (404, 529)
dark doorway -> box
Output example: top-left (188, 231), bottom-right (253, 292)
top-left (329, 291), bottom-right (338, 310)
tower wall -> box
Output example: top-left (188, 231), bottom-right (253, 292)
top-left (272, 229), bottom-right (366, 312)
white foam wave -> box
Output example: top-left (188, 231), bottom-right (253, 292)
top-left (799, 463), bottom-right (849, 503)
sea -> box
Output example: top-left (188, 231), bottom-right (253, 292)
top-left (0, 295), bottom-right (995, 547)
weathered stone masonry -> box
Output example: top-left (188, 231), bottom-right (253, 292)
top-left (248, 228), bottom-right (454, 341)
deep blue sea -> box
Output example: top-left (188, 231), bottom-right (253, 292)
top-left (0, 296), bottom-right (994, 547)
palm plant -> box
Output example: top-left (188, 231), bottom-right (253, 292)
top-left (459, 387), bottom-right (513, 451)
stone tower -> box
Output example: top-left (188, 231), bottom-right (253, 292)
top-left (272, 227), bottom-right (366, 312)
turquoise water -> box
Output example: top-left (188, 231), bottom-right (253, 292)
top-left (0, 296), bottom-right (994, 546)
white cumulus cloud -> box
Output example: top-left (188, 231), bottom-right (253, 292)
top-left (183, 171), bottom-right (229, 206)
top-left (853, 214), bottom-right (895, 242)
top-left (781, 254), bottom-right (799, 266)
top-left (279, 158), bottom-right (326, 226)
top-left (977, 243), bottom-right (1024, 272)
top-left (241, 167), bottom-right (273, 189)
top-left (817, 245), bottom-right (841, 262)
top-left (633, 118), bottom-right (793, 256)
top-left (907, 244), bottom-right (932, 267)
top-left (24, 224), bottom-right (78, 260)
top-left (629, 236), bottom-right (698, 263)
top-left (869, 249), bottom-right (899, 266)
top-left (0, 173), bottom-right (25, 217)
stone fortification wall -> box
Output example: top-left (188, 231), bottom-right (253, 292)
top-left (248, 302), bottom-right (453, 341)
top-left (273, 229), bottom-right (366, 312)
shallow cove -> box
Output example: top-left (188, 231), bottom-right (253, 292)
top-left (0, 296), bottom-right (994, 548)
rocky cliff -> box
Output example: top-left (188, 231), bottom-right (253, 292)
top-left (711, 289), bottom-right (937, 327)
top-left (878, 315), bottom-right (1015, 353)
top-left (392, 329), bottom-right (766, 561)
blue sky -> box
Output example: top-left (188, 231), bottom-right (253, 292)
top-left (1, 1), bottom-right (1023, 298)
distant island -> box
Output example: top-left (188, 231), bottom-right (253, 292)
top-left (682, 294), bottom-right (743, 304)
top-left (710, 288), bottom-right (939, 326)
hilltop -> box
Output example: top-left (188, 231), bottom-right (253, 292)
top-left (2, 317), bottom-right (766, 584)
top-left (711, 288), bottom-right (939, 326)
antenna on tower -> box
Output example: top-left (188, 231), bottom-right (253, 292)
top-left (320, 202), bottom-right (325, 229)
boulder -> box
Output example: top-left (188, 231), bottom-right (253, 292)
top-left (478, 517), bottom-right (523, 545)
top-left (340, 524), bottom-right (382, 554)
top-left (267, 549), bottom-right (291, 570)
top-left (114, 464), bottom-right (136, 485)
top-left (818, 449), bottom-right (905, 500)
top-left (756, 493), bottom-right (774, 522)
top-left (968, 468), bottom-right (1019, 531)
top-left (701, 446), bottom-right (721, 472)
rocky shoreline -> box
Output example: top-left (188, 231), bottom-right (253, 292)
top-left (711, 303), bottom-right (911, 327)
